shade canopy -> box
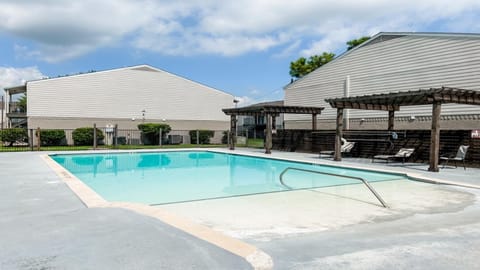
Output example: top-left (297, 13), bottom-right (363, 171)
top-left (325, 87), bottom-right (480, 110)
top-left (325, 86), bottom-right (480, 172)
top-left (222, 105), bottom-right (324, 116)
top-left (222, 103), bottom-right (324, 154)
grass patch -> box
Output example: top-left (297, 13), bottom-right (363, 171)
top-left (113, 144), bottom-right (227, 149)
top-left (246, 138), bottom-right (264, 148)
top-left (0, 141), bottom-right (266, 152)
top-left (0, 146), bottom-right (31, 152)
top-left (0, 144), bottom-right (229, 152)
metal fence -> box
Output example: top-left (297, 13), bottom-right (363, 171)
top-left (273, 129), bottom-right (479, 167)
top-left (0, 126), bottom-right (230, 152)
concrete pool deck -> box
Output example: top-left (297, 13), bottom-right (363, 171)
top-left (1, 148), bottom-right (480, 269)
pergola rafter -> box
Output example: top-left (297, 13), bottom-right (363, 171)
top-left (223, 104), bottom-right (324, 154)
top-left (325, 86), bottom-right (480, 172)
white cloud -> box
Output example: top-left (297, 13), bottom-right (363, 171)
top-left (234, 87), bottom-right (284, 107)
top-left (0, 66), bottom-right (45, 96)
top-left (1, 0), bottom-right (479, 61)
top-left (273, 40), bottom-right (302, 59)
top-left (234, 95), bottom-right (257, 106)
top-left (0, 0), bottom-right (152, 62)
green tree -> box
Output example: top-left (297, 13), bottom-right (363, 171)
top-left (289, 52), bottom-right (335, 79)
top-left (0, 128), bottom-right (28, 146)
top-left (137, 123), bottom-right (171, 145)
top-left (72, 127), bottom-right (104, 146)
top-left (18, 95), bottom-right (27, 112)
top-left (346, 36), bottom-right (371, 50)
top-left (189, 130), bottom-right (214, 144)
top-left (36, 129), bottom-right (66, 146)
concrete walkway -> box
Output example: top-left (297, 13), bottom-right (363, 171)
top-left (0, 152), bottom-right (251, 270)
top-left (254, 149), bottom-right (480, 269)
top-left (1, 149), bottom-right (480, 269)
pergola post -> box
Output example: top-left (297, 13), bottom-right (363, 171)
top-left (334, 108), bottom-right (343, 161)
top-left (265, 113), bottom-right (272, 154)
top-left (312, 113), bottom-right (317, 130)
top-left (272, 114), bottom-right (277, 132)
top-left (428, 102), bottom-right (441, 172)
top-left (388, 110), bottom-right (395, 131)
top-left (222, 105), bottom-right (324, 154)
top-left (229, 114), bottom-right (236, 150)
top-left (4, 90), bottom-right (10, 128)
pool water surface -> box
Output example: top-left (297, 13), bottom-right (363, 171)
top-left (51, 151), bottom-right (407, 205)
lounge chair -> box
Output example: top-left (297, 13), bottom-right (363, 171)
top-left (372, 148), bottom-right (415, 164)
top-left (440, 145), bottom-right (469, 170)
top-left (319, 138), bottom-right (355, 157)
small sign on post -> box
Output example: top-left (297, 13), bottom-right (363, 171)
top-left (472, 129), bottom-right (480, 139)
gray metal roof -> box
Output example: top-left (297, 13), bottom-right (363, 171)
top-left (4, 85), bottom-right (26, 94)
top-left (222, 104), bottom-right (324, 116)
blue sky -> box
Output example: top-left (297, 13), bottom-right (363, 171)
top-left (1, 0), bottom-right (480, 105)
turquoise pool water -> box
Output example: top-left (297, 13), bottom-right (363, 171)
top-left (51, 151), bottom-right (407, 205)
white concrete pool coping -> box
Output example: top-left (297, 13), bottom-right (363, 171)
top-left (42, 151), bottom-right (273, 270)
top-left (41, 148), bottom-right (480, 270)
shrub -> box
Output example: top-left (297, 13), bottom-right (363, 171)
top-left (36, 129), bottom-right (66, 146)
top-left (0, 128), bottom-right (28, 146)
top-left (221, 131), bottom-right (229, 144)
top-left (189, 130), bottom-right (214, 144)
top-left (137, 123), bottom-right (171, 145)
top-left (72, 127), bottom-right (104, 146)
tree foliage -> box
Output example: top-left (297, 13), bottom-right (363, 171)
top-left (36, 129), bottom-right (66, 146)
top-left (189, 130), bottom-right (214, 144)
top-left (137, 123), bottom-right (171, 145)
top-left (0, 128), bottom-right (28, 146)
top-left (346, 36), bottom-right (371, 50)
top-left (72, 127), bottom-right (104, 146)
top-left (289, 52), bottom-right (335, 79)
top-left (289, 36), bottom-right (371, 79)
top-left (18, 95), bottom-right (27, 112)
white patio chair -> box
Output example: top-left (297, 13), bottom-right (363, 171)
top-left (372, 148), bottom-right (415, 164)
top-left (440, 145), bottom-right (469, 170)
top-left (319, 138), bottom-right (355, 158)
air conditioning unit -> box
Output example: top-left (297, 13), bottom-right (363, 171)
top-left (168, 135), bottom-right (183, 144)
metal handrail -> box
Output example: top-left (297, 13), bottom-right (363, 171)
top-left (279, 167), bottom-right (388, 208)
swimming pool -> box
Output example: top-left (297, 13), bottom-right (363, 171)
top-left (51, 151), bottom-right (407, 205)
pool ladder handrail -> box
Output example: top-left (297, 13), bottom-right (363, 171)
top-left (279, 167), bottom-right (388, 208)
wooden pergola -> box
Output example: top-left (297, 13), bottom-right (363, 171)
top-left (325, 86), bottom-right (480, 172)
top-left (222, 104), bottom-right (324, 154)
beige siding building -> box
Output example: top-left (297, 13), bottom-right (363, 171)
top-left (284, 32), bottom-right (480, 130)
top-left (6, 65), bottom-right (234, 131)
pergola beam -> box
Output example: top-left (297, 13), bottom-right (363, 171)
top-left (223, 104), bottom-right (324, 154)
top-left (326, 87), bottom-right (480, 109)
top-left (333, 102), bottom-right (399, 111)
top-left (325, 87), bottom-right (480, 170)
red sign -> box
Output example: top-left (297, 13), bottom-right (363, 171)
top-left (472, 130), bottom-right (480, 139)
